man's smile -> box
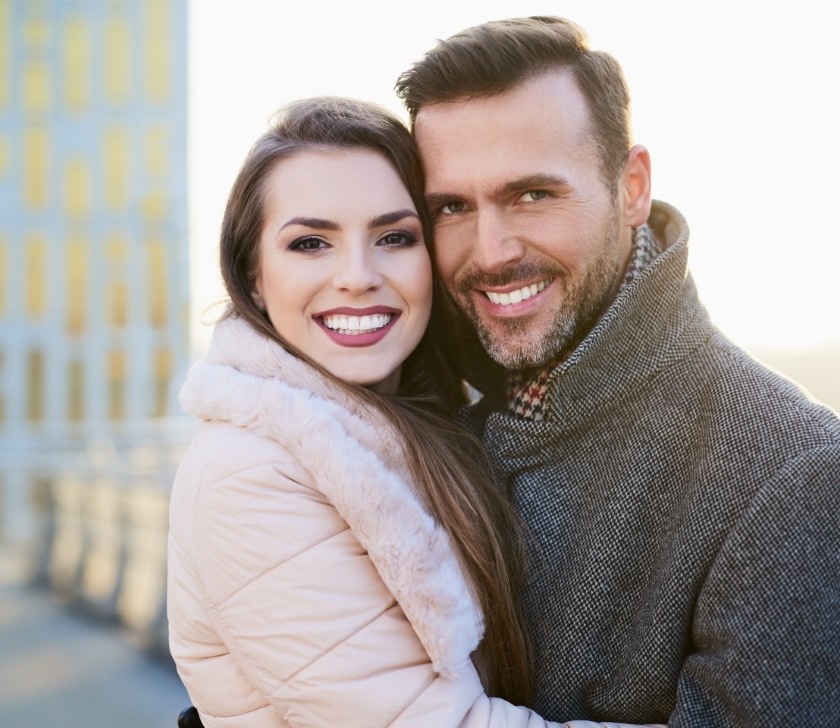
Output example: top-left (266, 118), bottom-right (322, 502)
top-left (482, 279), bottom-right (551, 306)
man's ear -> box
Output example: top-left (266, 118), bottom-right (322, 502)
top-left (621, 144), bottom-right (652, 227)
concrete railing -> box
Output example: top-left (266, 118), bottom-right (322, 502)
top-left (43, 472), bottom-right (172, 652)
top-left (0, 419), bottom-right (194, 657)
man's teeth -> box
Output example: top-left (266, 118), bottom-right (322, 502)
top-left (322, 313), bottom-right (392, 334)
top-left (485, 280), bottom-right (548, 306)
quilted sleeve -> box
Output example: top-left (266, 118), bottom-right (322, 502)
top-left (187, 455), bottom-right (441, 726)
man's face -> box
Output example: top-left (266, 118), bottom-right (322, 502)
top-left (415, 70), bottom-right (643, 370)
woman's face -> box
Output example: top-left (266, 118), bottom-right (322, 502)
top-left (253, 148), bottom-right (433, 394)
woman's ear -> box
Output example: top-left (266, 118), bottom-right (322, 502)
top-left (621, 144), bottom-right (652, 227)
top-left (251, 284), bottom-right (266, 312)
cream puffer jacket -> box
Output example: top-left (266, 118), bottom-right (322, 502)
top-left (167, 317), bottom-right (661, 728)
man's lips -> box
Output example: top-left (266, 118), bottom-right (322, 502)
top-left (478, 278), bottom-right (552, 307)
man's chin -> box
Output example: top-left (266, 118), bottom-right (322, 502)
top-left (475, 313), bottom-right (575, 370)
top-left (480, 334), bottom-right (552, 370)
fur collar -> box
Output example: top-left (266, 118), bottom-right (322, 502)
top-left (180, 316), bottom-right (483, 677)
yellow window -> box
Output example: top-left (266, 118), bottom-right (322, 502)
top-left (63, 17), bottom-right (90, 112)
top-left (25, 234), bottom-right (47, 319)
top-left (106, 234), bottom-right (129, 265)
top-left (105, 235), bottom-right (129, 327)
top-left (23, 127), bottom-right (49, 209)
top-left (22, 60), bottom-right (51, 113)
top-left (23, 18), bottom-right (49, 47)
top-left (144, 0), bottom-right (171, 102)
top-left (0, 236), bottom-right (6, 316)
top-left (66, 236), bottom-right (88, 334)
top-left (108, 350), bottom-right (125, 421)
top-left (0, 1), bottom-right (9, 109)
top-left (152, 347), bottom-right (171, 417)
top-left (0, 351), bottom-right (4, 424)
top-left (104, 128), bottom-right (130, 210)
top-left (68, 360), bottom-right (84, 422)
top-left (27, 350), bottom-right (44, 423)
top-left (104, 16), bottom-right (130, 104)
top-left (146, 127), bottom-right (168, 180)
top-left (0, 133), bottom-right (9, 177)
top-left (108, 280), bottom-right (128, 328)
top-left (64, 158), bottom-right (91, 218)
top-left (146, 239), bottom-right (167, 327)
top-left (141, 190), bottom-right (166, 220)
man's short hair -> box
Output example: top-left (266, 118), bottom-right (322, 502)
top-left (395, 16), bottom-right (633, 188)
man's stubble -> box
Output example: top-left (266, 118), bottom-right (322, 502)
top-left (452, 211), bottom-right (624, 371)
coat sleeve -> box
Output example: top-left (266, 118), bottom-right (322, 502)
top-left (670, 446), bottom-right (840, 726)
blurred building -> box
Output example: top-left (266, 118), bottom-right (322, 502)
top-left (0, 0), bottom-right (189, 569)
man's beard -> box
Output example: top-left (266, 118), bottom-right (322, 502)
top-left (452, 217), bottom-right (624, 370)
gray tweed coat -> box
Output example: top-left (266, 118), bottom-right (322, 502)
top-left (463, 200), bottom-right (840, 727)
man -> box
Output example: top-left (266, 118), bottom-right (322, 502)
top-left (396, 16), bottom-right (840, 727)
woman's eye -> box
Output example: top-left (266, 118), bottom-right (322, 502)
top-left (378, 231), bottom-right (418, 248)
top-left (288, 236), bottom-right (328, 253)
top-left (520, 190), bottom-right (549, 202)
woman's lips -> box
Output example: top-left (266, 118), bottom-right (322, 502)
top-left (314, 306), bottom-right (400, 347)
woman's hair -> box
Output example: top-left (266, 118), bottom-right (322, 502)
top-left (218, 96), bottom-right (533, 702)
top-left (395, 15), bottom-right (632, 190)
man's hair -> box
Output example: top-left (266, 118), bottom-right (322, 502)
top-left (395, 16), bottom-right (633, 187)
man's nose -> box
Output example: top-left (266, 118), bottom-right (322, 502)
top-left (332, 245), bottom-right (383, 293)
top-left (471, 210), bottom-right (526, 273)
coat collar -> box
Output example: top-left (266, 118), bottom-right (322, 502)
top-left (180, 318), bottom-right (483, 677)
top-left (464, 200), bottom-right (709, 429)
top-left (542, 199), bottom-right (706, 424)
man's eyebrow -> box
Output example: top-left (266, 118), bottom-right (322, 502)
top-left (279, 216), bottom-right (339, 232)
top-left (424, 174), bottom-right (573, 209)
top-left (368, 209), bottom-right (419, 229)
top-left (424, 192), bottom-right (462, 209)
top-left (498, 173), bottom-right (572, 197)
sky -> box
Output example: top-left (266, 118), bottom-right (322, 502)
top-left (187, 1), bottom-right (839, 356)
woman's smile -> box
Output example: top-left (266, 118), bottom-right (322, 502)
top-left (315, 306), bottom-right (401, 346)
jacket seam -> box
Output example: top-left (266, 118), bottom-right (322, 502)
top-left (384, 670), bottom-right (437, 727)
top-left (278, 597), bottom-right (398, 685)
top-left (212, 523), bottom-right (351, 609)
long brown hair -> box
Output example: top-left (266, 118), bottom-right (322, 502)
top-left (218, 97), bottom-right (532, 702)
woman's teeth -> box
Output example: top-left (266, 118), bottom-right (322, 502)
top-left (485, 279), bottom-right (548, 306)
top-left (322, 313), bottom-right (392, 334)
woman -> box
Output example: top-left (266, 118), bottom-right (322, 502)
top-left (168, 97), bottom-right (623, 728)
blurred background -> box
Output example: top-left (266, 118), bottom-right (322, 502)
top-left (0, 1), bottom-right (837, 726)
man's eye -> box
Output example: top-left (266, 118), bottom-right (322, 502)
top-left (288, 236), bottom-right (328, 253)
top-left (439, 201), bottom-right (465, 215)
top-left (378, 231), bottom-right (418, 248)
top-left (520, 190), bottom-right (549, 202)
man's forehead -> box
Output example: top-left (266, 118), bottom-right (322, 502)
top-left (414, 71), bottom-right (590, 145)
top-left (415, 86), bottom-right (596, 193)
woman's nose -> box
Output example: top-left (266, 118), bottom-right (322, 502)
top-left (332, 245), bottom-right (383, 293)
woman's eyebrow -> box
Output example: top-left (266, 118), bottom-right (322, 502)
top-left (368, 209), bottom-right (419, 229)
top-left (279, 216), bottom-right (339, 232)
